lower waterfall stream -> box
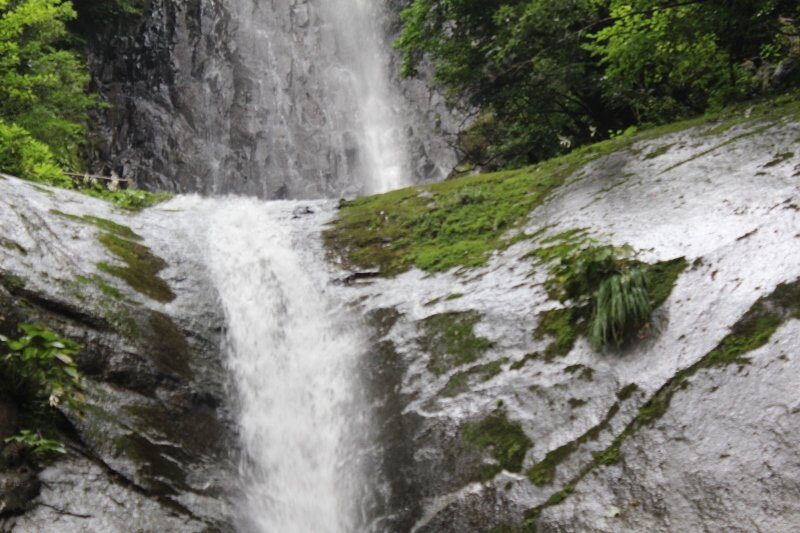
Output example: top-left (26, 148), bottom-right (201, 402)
top-left (200, 199), bottom-right (371, 532)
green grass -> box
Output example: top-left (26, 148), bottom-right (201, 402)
top-left (325, 142), bottom-right (625, 276)
top-left (325, 92), bottom-right (800, 278)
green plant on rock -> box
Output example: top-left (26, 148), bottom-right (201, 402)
top-left (589, 267), bottom-right (651, 349)
top-left (535, 238), bottom-right (686, 351)
top-left (0, 324), bottom-right (84, 457)
top-left (0, 324), bottom-right (84, 412)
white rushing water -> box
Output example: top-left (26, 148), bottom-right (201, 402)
top-left (188, 1), bottom-right (413, 530)
top-left (201, 199), bottom-right (370, 532)
top-left (318, 0), bottom-right (410, 194)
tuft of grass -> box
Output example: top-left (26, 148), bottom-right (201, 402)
top-left (589, 267), bottom-right (651, 349)
top-left (534, 237), bottom-right (687, 352)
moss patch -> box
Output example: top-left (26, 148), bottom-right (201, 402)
top-left (51, 210), bottom-right (142, 240)
top-left (0, 237), bottom-right (27, 256)
top-left (462, 407), bottom-right (533, 481)
top-left (533, 308), bottom-right (582, 362)
top-left (763, 151), bottom-right (794, 168)
top-left (441, 358), bottom-right (509, 397)
top-left (75, 274), bottom-right (124, 300)
top-left (418, 311), bottom-right (494, 375)
top-left (526, 400), bottom-right (622, 486)
top-left (647, 258), bottom-right (688, 308)
top-left (324, 141), bottom-right (628, 276)
top-left (97, 232), bottom-right (174, 303)
top-left (643, 143), bottom-right (673, 159)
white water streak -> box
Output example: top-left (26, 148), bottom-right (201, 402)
top-left (204, 199), bottom-right (367, 532)
top-left (320, 0), bottom-right (410, 193)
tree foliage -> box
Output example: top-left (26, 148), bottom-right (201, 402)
top-left (396, 0), bottom-right (800, 168)
top-left (0, 0), bottom-right (95, 170)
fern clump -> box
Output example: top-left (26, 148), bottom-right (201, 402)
top-left (589, 267), bottom-right (651, 348)
top-left (536, 239), bottom-right (679, 351)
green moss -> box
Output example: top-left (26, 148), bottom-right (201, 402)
top-left (568, 398), bottom-right (587, 408)
top-left (533, 308), bottom-right (581, 361)
top-left (510, 352), bottom-right (542, 370)
top-left (646, 258), bottom-right (688, 308)
top-left (418, 311), bottom-right (494, 375)
top-left (0, 237), bottom-right (27, 255)
top-left (563, 364), bottom-right (595, 381)
top-left (75, 274), bottom-right (124, 300)
top-left (525, 400), bottom-right (622, 486)
top-left (51, 210), bottom-right (142, 240)
top-left (643, 143), bottom-right (673, 159)
top-left (324, 142), bottom-right (623, 276)
top-left (463, 408), bottom-right (533, 480)
top-left (97, 232), bottom-right (175, 303)
top-left (615, 383), bottom-right (639, 401)
top-left (441, 358), bottom-right (509, 397)
top-left (0, 272), bottom-right (26, 292)
top-left (763, 151), bottom-right (794, 168)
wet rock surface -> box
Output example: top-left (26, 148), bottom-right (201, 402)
top-left (0, 177), bottom-right (237, 531)
top-left (338, 116), bottom-right (800, 531)
top-left (86, 0), bottom-right (459, 198)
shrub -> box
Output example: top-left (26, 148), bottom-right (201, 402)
top-left (0, 324), bottom-right (84, 457)
top-left (541, 243), bottom-right (655, 350)
top-left (0, 121), bottom-right (71, 187)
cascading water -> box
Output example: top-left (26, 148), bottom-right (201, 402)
top-left (177, 2), bottom-right (416, 530)
top-left (194, 199), bottom-right (370, 532)
top-left (93, 0), bottom-right (458, 197)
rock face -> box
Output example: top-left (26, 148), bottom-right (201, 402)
top-left (0, 177), bottom-right (237, 531)
top-left (330, 113), bottom-right (800, 531)
top-left (1, 110), bottom-right (798, 531)
top-left (86, 0), bottom-right (459, 198)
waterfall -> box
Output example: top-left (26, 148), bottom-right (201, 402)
top-left (94, 0), bottom-right (458, 197)
top-left (148, 1), bottom-right (440, 530)
top-left (201, 199), bottom-right (369, 532)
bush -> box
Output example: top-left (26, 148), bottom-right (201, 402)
top-left (542, 243), bottom-right (653, 350)
top-left (0, 324), bottom-right (84, 457)
top-left (0, 121), bottom-right (71, 186)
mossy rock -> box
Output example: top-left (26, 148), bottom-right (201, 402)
top-left (417, 311), bottom-right (494, 375)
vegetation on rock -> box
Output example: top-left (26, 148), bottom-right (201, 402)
top-left (396, 0), bottom-right (800, 168)
top-left (417, 310), bottom-right (493, 375)
top-left (0, 0), bottom-right (167, 210)
top-left (0, 324), bottom-right (83, 458)
top-left (533, 234), bottom-right (687, 351)
top-left (462, 407), bottom-right (532, 481)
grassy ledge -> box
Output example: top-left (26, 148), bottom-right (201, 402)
top-left (324, 92), bottom-right (800, 278)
